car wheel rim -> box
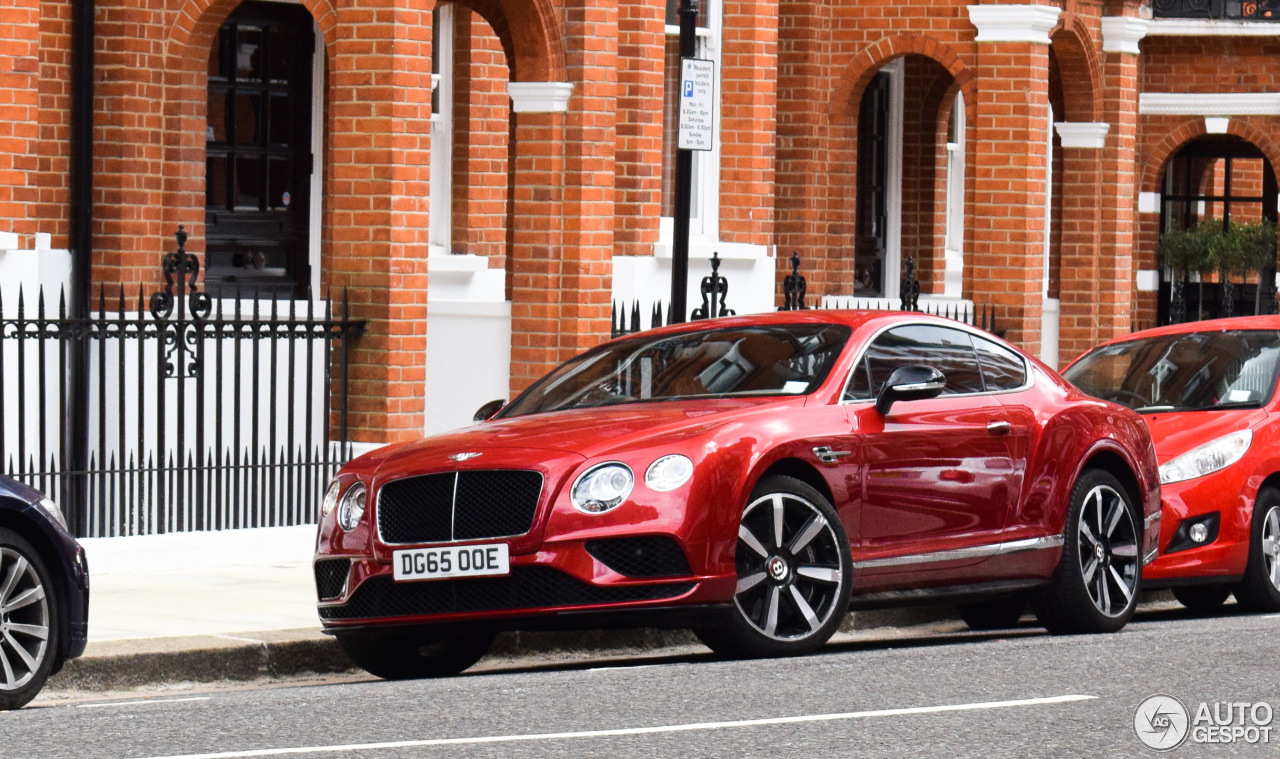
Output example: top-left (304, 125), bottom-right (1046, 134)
top-left (734, 492), bottom-right (844, 642)
top-left (0, 547), bottom-right (49, 692)
top-left (1262, 505), bottom-right (1280, 592)
top-left (1077, 484), bottom-right (1139, 618)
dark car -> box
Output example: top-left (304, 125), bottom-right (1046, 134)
top-left (0, 476), bottom-right (89, 709)
top-left (315, 311), bottom-right (1160, 678)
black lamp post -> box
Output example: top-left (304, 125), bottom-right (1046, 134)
top-left (669, 0), bottom-right (699, 323)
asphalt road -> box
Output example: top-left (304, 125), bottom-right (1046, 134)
top-left (6, 605), bottom-right (1280, 759)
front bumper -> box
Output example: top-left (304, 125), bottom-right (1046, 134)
top-left (316, 540), bottom-right (736, 631)
top-left (1143, 466), bottom-right (1253, 586)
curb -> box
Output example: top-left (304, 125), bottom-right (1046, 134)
top-left (47, 605), bottom-right (963, 693)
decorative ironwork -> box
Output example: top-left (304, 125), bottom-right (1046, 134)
top-left (780, 252), bottom-right (807, 311)
top-left (149, 227), bottom-right (214, 378)
top-left (1153, 0), bottom-right (1280, 19)
top-left (900, 255), bottom-right (920, 312)
top-left (691, 252), bottom-right (736, 320)
top-left (1221, 276), bottom-right (1237, 318)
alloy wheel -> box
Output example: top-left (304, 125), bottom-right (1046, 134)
top-left (1262, 505), bottom-right (1280, 592)
top-left (0, 547), bottom-right (50, 692)
top-left (734, 492), bottom-right (844, 641)
top-left (1077, 484), bottom-right (1139, 617)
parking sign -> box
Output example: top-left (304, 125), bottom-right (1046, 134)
top-left (677, 58), bottom-right (715, 151)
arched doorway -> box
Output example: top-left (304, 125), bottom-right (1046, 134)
top-left (204, 1), bottom-right (315, 297)
top-left (1157, 135), bottom-right (1279, 322)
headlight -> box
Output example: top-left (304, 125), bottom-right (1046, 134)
top-left (337, 482), bottom-right (367, 531)
top-left (1159, 429), bottom-right (1252, 485)
top-left (571, 463), bottom-right (634, 514)
top-left (321, 480), bottom-right (341, 516)
top-left (645, 455), bottom-right (694, 492)
top-left (37, 497), bottom-right (67, 531)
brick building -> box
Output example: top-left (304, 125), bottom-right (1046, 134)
top-left (4, 0), bottom-right (1280, 446)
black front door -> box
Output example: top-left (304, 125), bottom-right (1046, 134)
top-left (206, 1), bottom-right (314, 298)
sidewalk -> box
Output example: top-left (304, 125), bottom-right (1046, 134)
top-left (47, 525), bottom-right (352, 692)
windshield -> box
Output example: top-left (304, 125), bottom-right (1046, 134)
top-left (1063, 329), bottom-right (1280, 413)
top-left (500, 323), bottom-right (853, 417)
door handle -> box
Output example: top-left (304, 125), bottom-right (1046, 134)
top-left (986, 420), bottom-right (1012, 436)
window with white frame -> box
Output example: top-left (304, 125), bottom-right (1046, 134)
top-left (429, 4), bottom-right (454, 255)
top-left (660, 0), bottom-right (720, 241)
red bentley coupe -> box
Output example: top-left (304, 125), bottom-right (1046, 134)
top-left (1064, 316), bottom-right (1280, 613)
top-left (314, 311), bottom-right (1160, 678)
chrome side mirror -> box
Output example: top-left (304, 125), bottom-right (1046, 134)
top-left (875, 365), bottom-right (946, 416)
top-left (473, 399), bottom-right (507, 422)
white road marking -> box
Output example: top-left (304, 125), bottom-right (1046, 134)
top-left (123, 694), bottom-right (1096, 759)
top-left (79, 697), bottom-right (211, 710)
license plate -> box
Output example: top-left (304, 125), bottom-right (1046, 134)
top-left (392, 544), bottom-right (510, 582)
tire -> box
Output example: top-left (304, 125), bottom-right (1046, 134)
top-left (1233, 487), bottom-right (1280, 613)
top-left (695, 475), bottom-right (852, 658)
top-left (337, 631), bottom-right (495, 680)
top-left (958, 597), bottom-right (1026, 631)
top-left (1171, 585), bottom-right (1232, 611)
top-left (1032, 470), bottom-right (1141, 635)
top-left (0, 528), bottom-right (59, 711)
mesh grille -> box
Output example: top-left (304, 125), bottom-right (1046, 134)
top-left (585, 537), bottom-right (693, 578)
top-left (377, 473), bottom-right (454, 544)
top-left (454, 471), bottom-right (544, 541)
top-left (314, 559), bottom-right (351, 601)
top-left (377, 470), bottom-right (543, 545)
top-left (318, 566), bottom-right (695, 621)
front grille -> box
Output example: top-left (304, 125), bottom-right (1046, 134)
top-left (377, 470), bottom-right (543, 544)
top-left (586, 537), bottom-right (693, 578)
top-left (314, 559), bottom-right (351, 601)
top-left (318, 566), bottom-right (695, 621)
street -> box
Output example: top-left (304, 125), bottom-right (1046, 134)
top-left (6, 604), bottom-right (1279, 758)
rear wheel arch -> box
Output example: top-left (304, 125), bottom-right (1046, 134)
top-left (1079, 449), bottom-right (1143, 518)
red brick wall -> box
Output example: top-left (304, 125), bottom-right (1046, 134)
top-left (452, 11), bottom-right (510, 266)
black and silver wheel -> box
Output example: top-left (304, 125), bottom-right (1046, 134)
top-left (1171, 585), bottom-right (1232, 611)
top-left (336, 631), bottom-right (495, 680)
top-left (696, 475), bottom-right (851, 658)
top-left (1032, 470), bottom-right (1141, 634)
top-left (0, 529), bottom-right (57, 711)
top-left (1234, 488), bottom-right (1280, 612)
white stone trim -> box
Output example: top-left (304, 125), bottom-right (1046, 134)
top-left (1138, 192), bottom-right (1162, 214)
top-left (1136, 270), bottom-right (1159, 292)
top-left (507, 82), bottom-right (574, 113)
top-left (1100, 16), bottom-right (1150, 54)
top-left (1138, 92), bottom-right (1280, 116)
top-left (1053, 122), bottom-right (1109, 149)
top-left (967, 5), bottom-right (1061, 44)
top-left (1204, 116), bottom-right (1231, 134)
top-left (1147, 19), bottom-right (1280, 36)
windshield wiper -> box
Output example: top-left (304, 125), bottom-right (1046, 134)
top-left (1135, 405), bottom-right (1174, 413)
top-left (1181, 401), bottom-right (1263, 412)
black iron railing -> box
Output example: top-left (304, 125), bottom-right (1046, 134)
top-left (0, 228), bottom-right (365, 537)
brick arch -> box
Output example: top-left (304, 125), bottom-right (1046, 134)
top-left (459, 0), bottom-right (564, 83)
top-left (1049, 15), bottom-right (1101, 123)
top-left (165, 0), bottom-right (339, 72)
top-left (1141, 118), bottom-right (1280, 195)
top-left (830, 33), bottom-right (974, 121)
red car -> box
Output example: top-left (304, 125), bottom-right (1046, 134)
top-left (314, 311), bottom-right (1160, 678)
top-left (1064, 316), bottom-right (1280, 612)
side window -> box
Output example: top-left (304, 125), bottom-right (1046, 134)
top-left (844, 324), bottom-right (985, 400)
top-left (973, 335), bottom-right (1027, 391)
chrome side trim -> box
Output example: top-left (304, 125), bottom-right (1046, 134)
top-left (1143, 548), bottom-right (1158, 566)
top-left (1144, 511), bottom-right (1161, 528)
top-left (855, 534), bottom-right (1065, 570)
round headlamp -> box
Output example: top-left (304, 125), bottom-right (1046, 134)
top-left (337, 482), bottom-right (367, 531)
top-left (645, 455), bottom-right (694, 492)
top-left (321, 480), bottom-right (341, 516)
top-left (571, 463), bottom-right (634, 514)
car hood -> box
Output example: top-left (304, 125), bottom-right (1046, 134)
top-left (1142, 407), bottom-right (1268, 462)
top-left (375, 396), bottom-right (798, 472)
